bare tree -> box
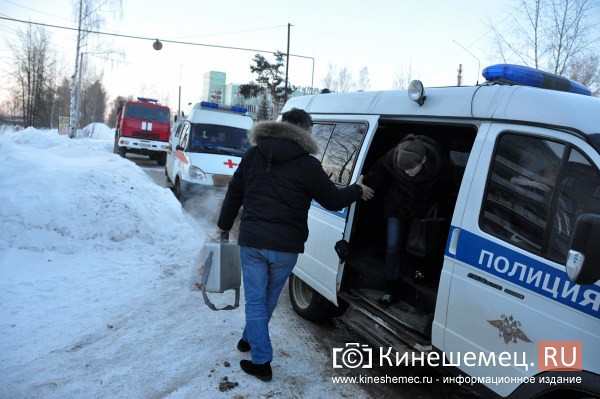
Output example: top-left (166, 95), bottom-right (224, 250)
top-left (490, 0), bottom-right (598, 93)
top-left (54, 78), bottom-right (72, 121)
top-left (569, 54), bottom-right (600, 96)
top-left (80, 78), bottom-right (107, 125)
top-left (336, 67), bottom-right (354, 93)
top-left (357, 67), bottom-right (371, 91)
top-left (8, 24), bottom-right (57, 128)
top-left (392, 65), bottom-right (413, 90)
top-left (107, 95), bottom-right (129, 127)
top-left (69, 0), bottom-right (122, 137)
top-left (321, 64), bottom-right (357, 92)
top-left (321, 64), bottom-right (336, 92)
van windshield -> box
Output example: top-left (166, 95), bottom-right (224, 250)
top-left (125, 104), bottom-right (170, 122)
top-left (189, 123), bottom-right (251, 156)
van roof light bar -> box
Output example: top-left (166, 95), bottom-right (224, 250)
top-left (482, 64), bottom-right (592, 96)
top-left (199, 101), bottom-right (248, 114)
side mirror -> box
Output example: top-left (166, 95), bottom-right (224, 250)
top-left (566, 214), bottom-right (600, 285)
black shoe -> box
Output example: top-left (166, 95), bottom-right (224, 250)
top-left (377, 293), bottom-right (397, 306)
top-left (237, 339), bottom-right (251, 353)
top-left (240, 359), bottom-right (272, 381)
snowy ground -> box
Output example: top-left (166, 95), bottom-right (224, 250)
top-left (0, 124), bottom-right (368, 398)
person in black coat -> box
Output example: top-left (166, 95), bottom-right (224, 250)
top-left (363, 134), bottom-right (444, 305)
top-left (217, 108), bottom-right (373, 381)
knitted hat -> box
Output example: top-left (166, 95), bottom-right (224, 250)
top-left (393, 138), bottom-right (426, 171)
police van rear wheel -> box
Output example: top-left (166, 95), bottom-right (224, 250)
top-left (289, 274), bottom-right (347, 322)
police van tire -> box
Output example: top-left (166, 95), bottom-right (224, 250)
top-left (288, 274), bottom-right (347, 322)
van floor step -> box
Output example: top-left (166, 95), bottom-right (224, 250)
top-left (340, 289), bottom-right (432, 350)
top-left (340, 306), bottom-right (416, 355)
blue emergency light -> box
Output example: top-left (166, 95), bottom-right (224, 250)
top-left (482, 64), bottom-right (592, 96)
top-left (137, 97), bottom-right (159, 103)
top-left (200, 101), bottom-right (248, 114)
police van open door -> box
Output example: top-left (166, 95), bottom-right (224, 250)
top-left (289, 114), bottom-right (379, 320)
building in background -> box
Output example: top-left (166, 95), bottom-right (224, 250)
top-left (203, 71), bottom-right (226, 104)
top-left (203, 70), bottom-right (314, 121)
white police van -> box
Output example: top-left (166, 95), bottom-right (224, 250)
top-left (283, 65), bottom-right (600, 398)
top-left (165, 101), bottom-right (254, 201)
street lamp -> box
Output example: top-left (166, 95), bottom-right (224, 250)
top-left (153, 39), bottom-right (163, 51)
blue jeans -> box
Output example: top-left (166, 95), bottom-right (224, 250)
top-left (240, 246), bottom-right (299, 364)
top-left (386, 217), bottom-right (409, 283)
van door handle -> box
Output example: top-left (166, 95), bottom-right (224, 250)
top-left (448, 227), bottom-right (460, 256)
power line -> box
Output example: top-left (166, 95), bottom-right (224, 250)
top-left (0, 15), bottom-right (312, 59)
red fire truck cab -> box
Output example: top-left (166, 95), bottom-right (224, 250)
top-left (114, 97), bottom-right (171, 166)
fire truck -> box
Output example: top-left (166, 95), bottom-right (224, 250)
top-left (113, 97), bottom-right (171, 166)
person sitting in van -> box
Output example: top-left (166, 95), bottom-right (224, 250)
top-left (216, 108), bottom-right (374, 382)
top-left (363, 134), bottom-right (444, 305)
top-left (200, 132), bottom-right (220, 148)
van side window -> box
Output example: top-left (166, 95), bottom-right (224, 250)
top-left (311, 124), bottom-right (335, 163)
top-left (481, 133), bottom-right (600, 263)
top-left (313, 122), bottom-right (367, 185)
top-left (548, 148), bottom-right (600, 262)
top-left (179, 123), bottom-right (190, 150)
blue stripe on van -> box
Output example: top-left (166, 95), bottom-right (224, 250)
top-left (449, 227), bottom-right (600, 319)
top-left (310, 200), bottom-right (348, 218)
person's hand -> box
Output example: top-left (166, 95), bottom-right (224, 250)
top-left (215, 227), bottom-right (230, 242)
top-left (356, 175), bottom-right (374, 201)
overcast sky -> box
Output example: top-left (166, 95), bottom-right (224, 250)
top-left (0, 0), bottom-right (597, 112)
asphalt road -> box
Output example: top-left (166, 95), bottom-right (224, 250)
top-left (130, 153), bottom-right (482, 399)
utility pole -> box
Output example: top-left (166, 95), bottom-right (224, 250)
top-left (284, 23), bottom-right (291, 103)
top-left (178, 64), bottom-right (182, 118)
top-left (69, 0), bottom-right (83, 138)
top-left (75, 52), bottom-right (85, 128)
top-left (453, 40), bottom-right (480, 85)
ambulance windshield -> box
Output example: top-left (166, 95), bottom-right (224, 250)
top-left (189, 123), bottom-right (250, 155)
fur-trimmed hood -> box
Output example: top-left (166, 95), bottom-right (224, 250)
top-left (248, 121), bottom-right (319, 160)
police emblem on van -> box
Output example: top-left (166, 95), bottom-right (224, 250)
top-left (488, 315), bottom-right (532, 344)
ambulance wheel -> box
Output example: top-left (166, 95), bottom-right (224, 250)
top-left (174, 178), bottom-right (186, 203)
top-left (289, 274), bottom-right (347, 322)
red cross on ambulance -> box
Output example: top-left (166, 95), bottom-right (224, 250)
top-left (224, 159), bottom-right (238, 168)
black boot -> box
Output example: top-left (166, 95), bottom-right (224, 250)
top-left (237, 339), bottom-right (251, 353)
top-left (240, 359), bottom-right (272, 381)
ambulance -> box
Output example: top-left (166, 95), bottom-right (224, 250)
top-left (165, 101), bottom-right (254, 202)
top-left (283, 64), bottom-right (600, 398)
